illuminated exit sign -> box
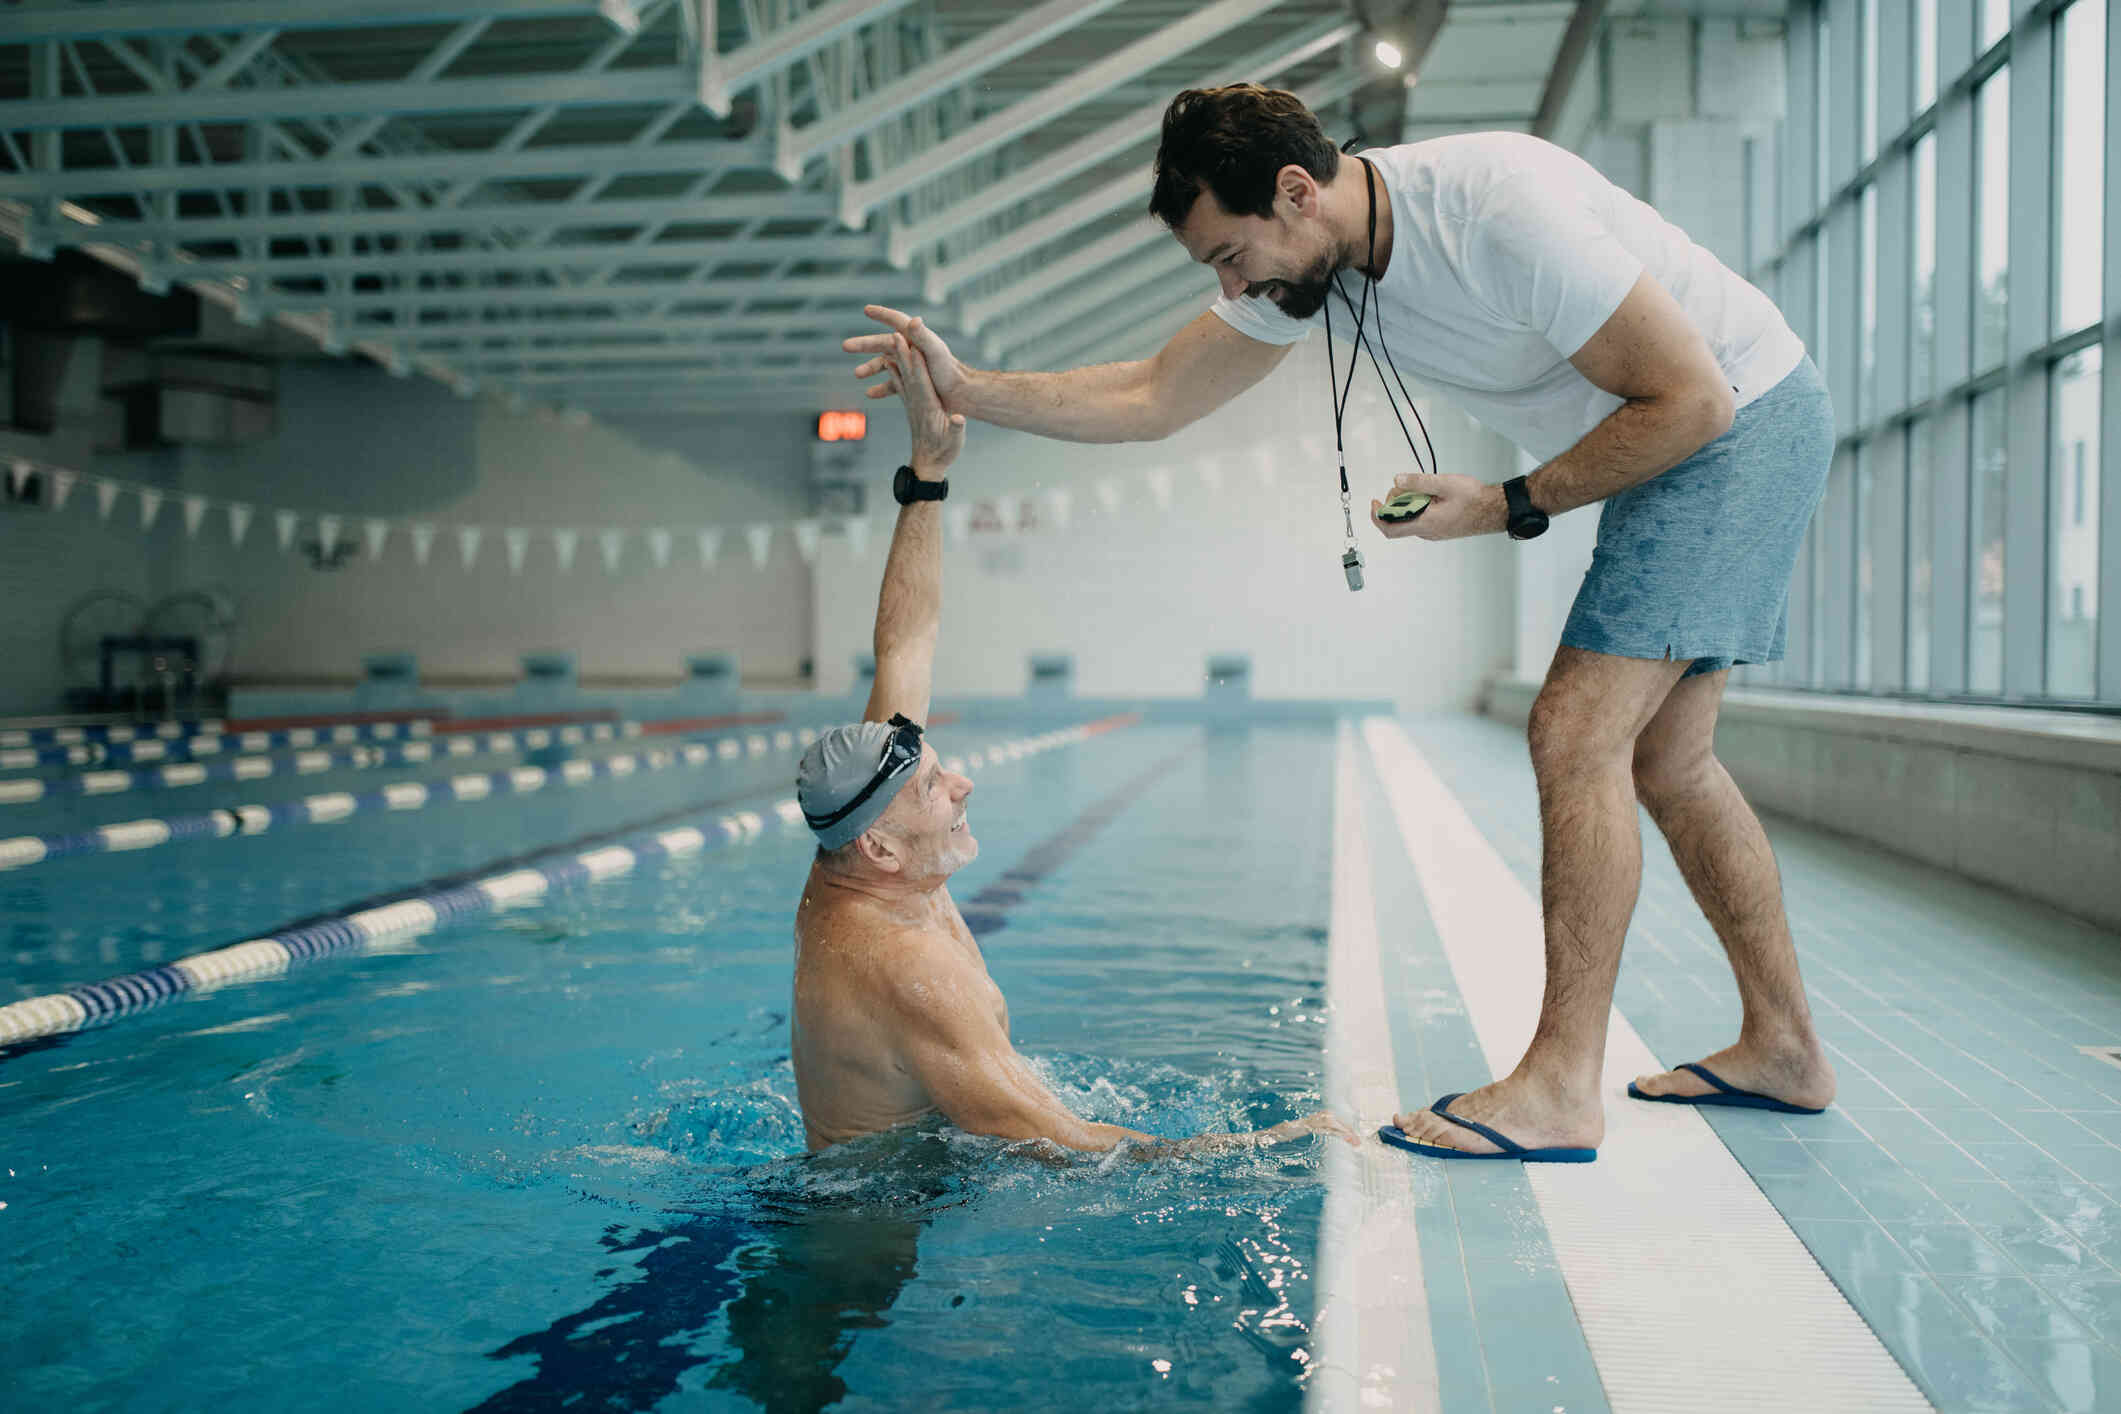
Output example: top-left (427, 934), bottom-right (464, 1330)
top-left (816, 410), bottom-right (867, 442)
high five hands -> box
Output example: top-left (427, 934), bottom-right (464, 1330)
top-left (876, 329), bottom-right (965, 475)
top-left (846, 305), bottom-right (968, 414)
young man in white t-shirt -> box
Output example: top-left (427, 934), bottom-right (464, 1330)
top-left (843, 85), bottom-right (1839, 1164)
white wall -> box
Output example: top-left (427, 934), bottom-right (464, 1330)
top-left (0, 355), bottom-right (815, 713)
top-left (814, 335), bottom-right (1520, 709)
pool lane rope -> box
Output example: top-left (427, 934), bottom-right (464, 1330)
top-left (0, 721), bottom-right (640, 803)
top-left (0, 725), bottom-right (819, 872)
top-left (0, 717), bottom-right (426, 754)
top-left (0, 721), bottom-right (1123, 1050)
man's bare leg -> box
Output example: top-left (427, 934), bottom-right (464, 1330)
top-left (1391, 646), bottom-right (1690, 1154)
top-left (1628, 669), bottom-right (1836, 1108)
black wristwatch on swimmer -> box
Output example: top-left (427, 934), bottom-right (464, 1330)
top-left (1503, 475), bottom-right (1549, 541)
top-left (893, 465), bottom-right (948, 505)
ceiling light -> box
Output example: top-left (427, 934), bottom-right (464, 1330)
top-left (1374, 39), bottom-right (1403, 69)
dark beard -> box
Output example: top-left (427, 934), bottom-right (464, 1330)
top-left (1250, 247), bottom-right (1340, 320)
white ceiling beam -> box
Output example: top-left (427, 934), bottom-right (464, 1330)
top-left (885, 14), bottom-right (1357, 268)
top-left (79, 191), bottom-right (835, 246)
top-left (699, 0), bottom-right (923, 117)
top-left (1034, 274), bottom-right (1217, 370)
top-left (268, 268), bottom-right (919, 315)
top-left (959, 216), bottom-right (1168, 334)
top-left (837, 0), bottom-right (1292, 229)
top-left (444, 335), bottom-right (845, 367)
top-left (986, 242), bottom-right (1200, 352)
top-left (0, 136), bottom-right (778, 201)
top-left (0, 0), bottom-right (620, 41)
top-left (182, 231), bottom-right (879, 282)
top-left (405, 311), bottom-right (888, 344)
top-left (772, 0), bottom-right (1133, 185)
top-left (2, 66), bottom-right (690, 131)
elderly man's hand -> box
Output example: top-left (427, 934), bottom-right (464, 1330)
top-left (847, 306), bottom-right (968, 411)
top-left (881, 332), bottom-right (965, 476)
top-left (1370, 472), bottom-right (1507, 542)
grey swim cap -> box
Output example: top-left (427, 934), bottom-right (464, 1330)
top-left (796, 719), bottom-right (921, 851)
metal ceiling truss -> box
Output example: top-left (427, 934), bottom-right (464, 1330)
top-left (3, 0), bottom-right (1382, 410)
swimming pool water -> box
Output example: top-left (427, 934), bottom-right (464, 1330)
top-left (2, 722), bottom-right (1342, 1411)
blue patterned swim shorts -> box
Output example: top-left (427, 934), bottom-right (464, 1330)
top-left (1560, 356), bottom-right (1834, 678)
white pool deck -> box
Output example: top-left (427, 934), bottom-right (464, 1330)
top-left (1309, 711), bottom-right (2121, 1414)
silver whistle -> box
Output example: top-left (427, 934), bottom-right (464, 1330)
top-left (1342, 546), bottom-right (1365, 592)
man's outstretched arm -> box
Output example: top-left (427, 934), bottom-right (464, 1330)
top-left (844, 306), bottom-right (1291, 445)
top-left (863, 335), bottom-right (963, 726)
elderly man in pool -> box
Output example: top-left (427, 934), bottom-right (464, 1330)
top-left (790, 335), bottom-right (1353, 1157)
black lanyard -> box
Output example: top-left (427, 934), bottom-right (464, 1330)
top-left (1321, 155), bottom-right (1440, 539)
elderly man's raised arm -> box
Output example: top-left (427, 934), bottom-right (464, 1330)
top-left (862, 336), bottom-right (964, 726)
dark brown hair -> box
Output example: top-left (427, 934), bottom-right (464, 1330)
top-left (1148, 84), bottom-right (1341, 229)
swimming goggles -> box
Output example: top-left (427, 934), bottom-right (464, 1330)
top-left (800, 713), bottom-right (924, 833)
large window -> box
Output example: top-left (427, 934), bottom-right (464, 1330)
top-left (1970, 389), bottom-right (2009, 694)
top-left (1912, 134), bottom-right (1937, 398)
top-left (1758, 0), bottom-right (2115, 706)
top-left (2055, 0), bottom-right (2106, 336)
top-left (1974, 71), bottom-right (2010, 373)
top-left (1914, 0), bottom-right (1937, 110)
top-left (1908, 419), bottom-right (1935, 689)
top-left (2050, 349), bottom-right (2102, 697)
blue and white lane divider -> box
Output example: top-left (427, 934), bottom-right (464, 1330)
top-left (0, 725), bottom-right (820, 872)
top-left (0, 797), bottom-right (807, 1048)
top-left (1, 720), bottom-right (450, 773)
top-left (0, 717), bottom-right (428, 752)
top-left (0, 721), bottom-right (1112, 1050)
top-left (0, 721), bottom-right (643, 802)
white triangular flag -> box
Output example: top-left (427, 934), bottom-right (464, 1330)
top-left (745, 524), bottom-right (773, 568)
top-left (597, 528), bottom-right (624, 574)
top-left (504, 528), bottom-right (530, 574)
top-left (696, 527), bottom-right (722, 568)
top-left (1045, 488), bottom-right (1072, 531)
top-left (457, 525), bottom-right (484, 570)
top-left (182, 494), bottom-right (208, 539)
top-left (316, 514), bottom-right (340, 558)
top-left (410, 523), bottom-right (437, 566)
top-left (6, 460), bottom-right (28, 498)
top-left (993, 495), bottom-right (1019, 534)
top-left (228, 502), bottom-right (253, 546)
top-left (1146, 467), bottom-right (1173, 510)
top-left (1094, 479), bottom-right (1121, 514)
top-left (646, 528), bottom-right (672, 569)
top-left (844, 516), bottom-right (871, 557)
top-left (96, 479), bottom-right (120, 521)
top-left (944, 505), bottom-right (971, 544)
top-left (1198, 462), bottom-right (1223, 490)
top-left (552, 528), bottom-right (579, 572)
top-left (138, 488), bottom-right (164, 530)
top-left (364, 518), bottom-right (389, 560)
top-left (275, 510), bottom-right (299, 552)
top-left (51, 469), bottom-right (76, 511)
top-left (792, 519), bottom-right (821, 564)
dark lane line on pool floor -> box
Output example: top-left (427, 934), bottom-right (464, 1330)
top-left (956, 740), bottom-right (1203, 938)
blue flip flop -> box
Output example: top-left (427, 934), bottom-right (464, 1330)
top-left (1376, 1093), bottom-right (1598, 1163)
top-left (1627, 1062), bottom-right (1826, 1115)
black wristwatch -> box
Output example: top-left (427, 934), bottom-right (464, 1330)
top-left (1503, 476), bottom-right (1549, 541)
top-left (893, 464), bottom-right (948, 505)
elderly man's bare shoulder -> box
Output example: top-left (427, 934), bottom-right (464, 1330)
top-left (794, 869), bottom-right (997, 1019)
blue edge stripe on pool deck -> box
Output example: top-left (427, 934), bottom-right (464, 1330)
top-left (0, 718), bottom-right (1131, 1054)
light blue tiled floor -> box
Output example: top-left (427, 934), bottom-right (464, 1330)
top-left (1404, 711), bottom-right (2121, 1414)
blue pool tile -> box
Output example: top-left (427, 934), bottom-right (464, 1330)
top-left (1754, 1167), bottom-right (1873, 1222)
top-left (1999, 1340), bottom-right (2121, 1414)
top-left (1923, 1107), bottom-right (2039, 1145)
top-left (1806, 1149), bottom-right (1963, 1225)
top-left (1887, 1220), bottom-right (2021, 1276)
top-left (1997, 1111), bottom-right (2119, 1151)
top-left (1893, 1142), bottom-right (2005, 1187)
top-left (1963, 1142), bottom-right (2098, 1188)
top-left (1787, 1217), bottom-right (1918, 1284)
top-left (2039, 1277), bottom-right (2121, 1344)
top-left (1722, 1136), bottom-right (1829, 1178)
top-left (1831, 1270), bottom-right (2066, 1412)
top-left (1939, 1276), bottom-right (2099, 1341)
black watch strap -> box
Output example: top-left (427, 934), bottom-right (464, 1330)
top-left (1503, 475), bottom-right (1548, 540)
top-left (894, 465), bottom-right (948, 504)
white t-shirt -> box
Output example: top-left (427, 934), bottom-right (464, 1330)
top-left (1209, 132), bottom-right (1806, 463)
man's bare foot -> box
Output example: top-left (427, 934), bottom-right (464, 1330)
top-left (1631, 1039), bottom-right (1836, 1111)
top-left (1389, 1073), bottom-right (1603, 1155)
